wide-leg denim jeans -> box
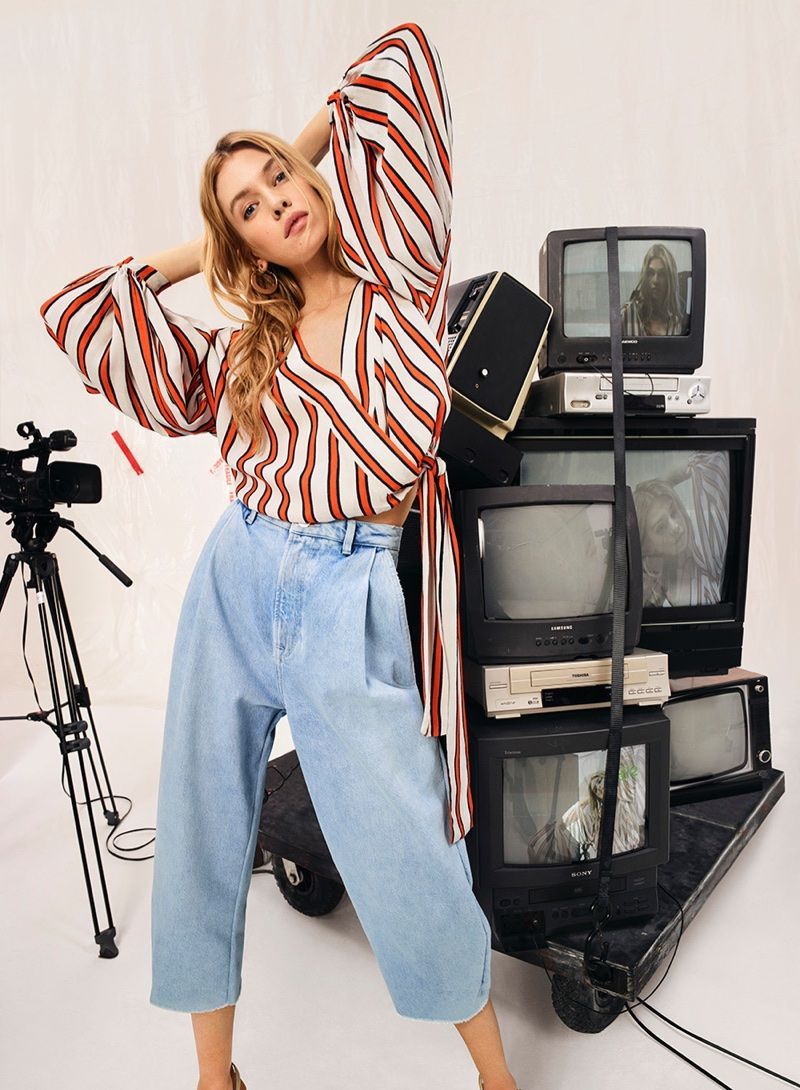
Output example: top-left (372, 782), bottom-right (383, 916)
top-left (149, 498), bottom-right (491, 1021)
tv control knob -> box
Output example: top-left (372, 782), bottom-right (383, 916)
top-left (688, 382), bottom-right (706, 401)
top-left (758, 749), bottom-right (772, 763)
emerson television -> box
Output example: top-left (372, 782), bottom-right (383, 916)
top-left (538, 226), bottom-right (706, 376)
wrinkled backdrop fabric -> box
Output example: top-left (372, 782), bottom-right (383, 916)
top-left (1, 1), bottom-right (798, 1086)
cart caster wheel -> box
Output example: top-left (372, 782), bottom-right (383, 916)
top-left (550, 973), bottom-right (625, 1033)
top-left (272, 855), bottom-right (346, 916)
top-left (252, 832), bottom-right (270, 872)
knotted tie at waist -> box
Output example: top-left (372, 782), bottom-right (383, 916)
top-left (416, 452), bottom-right (474, 845)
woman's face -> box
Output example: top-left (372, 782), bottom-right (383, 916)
top-left (643, 257), bottom-right (668, 304)
top-left (215, 146), bottom-right (328, 268)
top-left (642, 495), bottom-right (689, 558)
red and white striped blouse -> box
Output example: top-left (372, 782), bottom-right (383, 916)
top-left (39, 22), bottom-right (474, 845)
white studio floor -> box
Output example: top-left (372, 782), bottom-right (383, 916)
top-left (1, 686), bottom-right (797, 1090)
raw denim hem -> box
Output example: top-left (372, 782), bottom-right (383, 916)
top-left (149, 993), bottom-right (239, 1014)
top-left (395, 991), bottom-right (491, 1025)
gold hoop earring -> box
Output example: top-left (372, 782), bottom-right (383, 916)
top-left (254, 265), bottom-right (279, 294)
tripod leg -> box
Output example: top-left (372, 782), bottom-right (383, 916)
top-left (30, 551), bottom-right (118, 958)
top-left (51, 561), bottom-right (122, 827)
top-left (0, 551), bottom-right (23, 611)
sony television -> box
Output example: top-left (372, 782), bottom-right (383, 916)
top-left (538, 226), bottom-right (706, 376)
top-left (506, 416), bottom-right (755, 676)
top-left (665, 669), bottom-right (773, 805)
top-left (453, 484), bottom-right (643, 665)
top-left (463, 697), bottom-right (671, 944)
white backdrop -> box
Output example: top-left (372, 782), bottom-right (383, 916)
top-left (2, 1), bottom-right (798, 1086)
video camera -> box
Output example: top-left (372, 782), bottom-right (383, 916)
top-left (0, 420), bottom-right (101, 514)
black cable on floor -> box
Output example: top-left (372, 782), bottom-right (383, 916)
top-left (633, 996), bottom-right (800, 1087)
top-left (625, 1002), bottom-right (733, 1089)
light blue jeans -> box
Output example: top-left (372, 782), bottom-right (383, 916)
top-left (149, 498), bottom-right (492, 1020)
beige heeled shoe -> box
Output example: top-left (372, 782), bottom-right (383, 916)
top-left (478, 1075), bottom-right (522, 1090)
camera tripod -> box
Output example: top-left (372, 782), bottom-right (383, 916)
top-left (0, 506), bottom-right (133, 958)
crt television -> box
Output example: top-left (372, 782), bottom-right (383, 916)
top-left (538, 226), bottom-right (706, 376)
top-left (507, 416), bottom-right (755, 676)
top-left (665, 669), bottom-right (773, 805)
top-left (463, 698), bottom-right (671, 943)
top-left (453, 484), bottom-right (643, 665)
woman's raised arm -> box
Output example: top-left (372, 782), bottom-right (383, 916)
top-left (141, 235), bottom-right (205, 287)
top-left (291, 105), bottom-right (331, 166)
top-left (39, 249), bottom-right (234, 439)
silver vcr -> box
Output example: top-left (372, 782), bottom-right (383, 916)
top-left (463, 648), bottom-right (670, 718)
top-left (527, 371), bottom-right (711, 416)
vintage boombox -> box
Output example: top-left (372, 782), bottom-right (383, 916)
top-left (445, 271), bottom-right (553, 440)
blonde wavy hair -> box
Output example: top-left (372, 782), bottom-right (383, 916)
top-left (198, 130), bottom-right (354, 452)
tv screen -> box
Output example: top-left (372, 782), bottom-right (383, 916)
top-left (503, 744), bottom-right (648, 865)
top-left (482, 502), bottom-right (614, 620)
top-left (519, 448), bottom-right (730, 609)
top-left (563, 239), bottom-right (693, 339)
top-left (666, 689), bottom-right (747, 783)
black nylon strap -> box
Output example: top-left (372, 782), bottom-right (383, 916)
top-left (585, 226), bottom-right (628, 980)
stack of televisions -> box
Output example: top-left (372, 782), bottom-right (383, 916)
top-left (396, 226), bottom-right (770, 954)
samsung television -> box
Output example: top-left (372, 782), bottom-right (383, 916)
top-left (464, 698), bottom-right (671, 944)
top-left (507, 416), bottom-right (755, 676)
top-left (665, 669), bottom-right (773, 805)
top-left (454, 484), bottom-right (643, 665)
top-left (538, 226), bottom-right (706, 376)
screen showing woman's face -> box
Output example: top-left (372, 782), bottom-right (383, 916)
top-left (642, 495), bottom-right (690, 558)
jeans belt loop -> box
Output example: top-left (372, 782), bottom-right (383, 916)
top-left (341, 519), bottom-right (357, 555)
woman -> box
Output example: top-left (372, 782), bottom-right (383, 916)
top-left (40, 23), bottom-right (521, 1090)
top-left (633, 451), bottom-right (730, 607)
top-left (620, 242), bottom-right (687, 336)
